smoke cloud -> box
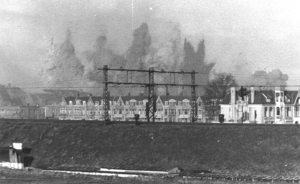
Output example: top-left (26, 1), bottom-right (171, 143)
top-left (249, 69), bottom-right (289, 88)
top-left (41, 29), bottom-right (84, 88)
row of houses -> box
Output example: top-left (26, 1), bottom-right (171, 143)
top-left (45, 95), bottom-right (207, 122)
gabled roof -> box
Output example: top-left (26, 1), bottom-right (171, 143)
top-left (64, 96), bottom-right (76, 105)
top-left (90, 96), bottom-right (102, 103)
top-left (159, 96), bottom-right (192, 102)
top-left (248, 90), bottom-right (275, 105)
top-left (284, 91), bottom-right (297, 104)
top-left (121, 96), bottom-right (149, 102)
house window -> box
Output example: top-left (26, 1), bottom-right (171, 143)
top-left (269, 107), bottom-right (273, 117)
top-left (178, 109), bottom-right (181, 115)
top-left (286, 107), bottom-right (291, 117)
top-left (74, 108), bottom-right (82, 115)
top-left (165, 109), bottom-right (168, 115)
top-left (119, 109), bottom-right (122, 114)
top-left (264, 107), bottom-right (268, 117)
top-left (184, 109), bottom-right (188, 115)
top-left (277, 107), bottom-right (280, 116)
top-left (178, 101), bottom-right (182, 105)
top-left (169, 109), bottom-right (175, 115)
top-left (296, 106), bottom-right (300, 117)
top-left (165, 101), bottom-right (169, 105)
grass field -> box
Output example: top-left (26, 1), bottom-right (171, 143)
top-left (1, 121), bottom-right (300, 177)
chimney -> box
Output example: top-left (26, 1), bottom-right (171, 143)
top-left (230, 87), bottom-right (236, 122)
top-left (251, 87), bottom-right (255, 103)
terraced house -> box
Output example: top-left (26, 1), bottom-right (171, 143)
top-left (220, 87), bottom-right (300, 124)
top-left (58, 95), bottom-right (206, 122)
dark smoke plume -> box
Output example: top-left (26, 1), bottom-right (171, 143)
top-left (180, 39), bottom-right (215, 95)
top-left (125, 23), bottom-right (151, 70)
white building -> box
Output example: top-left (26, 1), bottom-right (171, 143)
top-left (220, 87), bottom-right (299, 124)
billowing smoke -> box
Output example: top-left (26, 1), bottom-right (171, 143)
top-left (81, 35), bottom-right (126, 95)
top-left (248, 69), bottom-right (289, 88)
top-left (40, 22), bottom-right (216, 96)
top-left (41, 29), bottom-right (84, 88)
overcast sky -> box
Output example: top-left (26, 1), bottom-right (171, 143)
top-left (1, 0), bottom-right (300, 88)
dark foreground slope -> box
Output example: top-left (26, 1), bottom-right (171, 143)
top-left (1, 121), bottom-right (300, 176)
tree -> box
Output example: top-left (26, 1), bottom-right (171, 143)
top-left (204, 73), bottom-right (238, 100)
top-left (204, 73), bottom-right (237, 122)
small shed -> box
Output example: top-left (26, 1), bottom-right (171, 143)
top-left (0, 143), bottom-right (24, 169)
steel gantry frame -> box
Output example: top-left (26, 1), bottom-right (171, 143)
top-left (103, 65), bottom-right (110, 122)
top-left (191, 70), bottom-right (196, 123)
top-left (98, 65), bottom-right (198, 123)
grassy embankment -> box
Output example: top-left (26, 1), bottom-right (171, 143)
top-left (1, 121), bottom-right (300, 176)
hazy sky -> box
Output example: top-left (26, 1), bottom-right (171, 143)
top-left (1, 0), bottom-right (300, 88)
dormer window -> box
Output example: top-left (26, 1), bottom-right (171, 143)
top-left (69, 101), bottom-right (73, 105)
top-left (262, 93), bottom-right (271, 103)
top-left (83, 101), bottom-right (86, 105)
top-left (95, 101), bottom-right (99, 106)
top-left (126, 101), bottom-right (129, 105)
top-left (139, 101), bottom-right (143, 105)
top-left (130, 101), bottom-right (136, 106)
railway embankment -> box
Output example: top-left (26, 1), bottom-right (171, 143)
top-left (1, 121), bottom-right (300, 176)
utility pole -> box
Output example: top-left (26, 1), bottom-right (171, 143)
top-left (191, 70), bottom-right (196, 123)
top-left (147, 67), bottom-right (155, 122)
top-left (103, 65), bottom-right (110, 122)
